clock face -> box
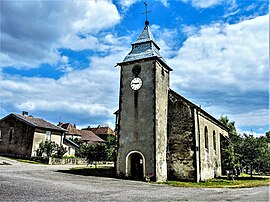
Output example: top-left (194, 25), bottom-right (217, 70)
top-left (130, 77), bottom-right (143, 91)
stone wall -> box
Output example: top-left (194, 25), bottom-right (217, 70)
top-left (0, 116), bottom-right (34, 158)
top-left (155, 61), bottom-right (169, 182)
top-left (167, 91), bottom-right (196, 181)
top-left (197, 112), bottom-right (228, 181)
top-left (117, 60), bottom-right (156, 178)
top-left (48, 157), bottom-right (87, 165)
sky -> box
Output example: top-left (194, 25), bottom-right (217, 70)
top-left (0, 0), bottom-right (269, 136)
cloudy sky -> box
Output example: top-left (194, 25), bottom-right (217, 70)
top-left (0, 0), bottom-right (268, 136)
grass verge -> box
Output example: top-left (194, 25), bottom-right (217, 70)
top-left (161, 176), bottom-right (270, 188)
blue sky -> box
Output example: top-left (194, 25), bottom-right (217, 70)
top-left (0, 0), bottom-right (269, 136)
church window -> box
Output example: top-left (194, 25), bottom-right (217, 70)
top-left (132, 65), bottom-right (141, 77)
top-left (204, 126), bottom-right (208, 150)
top-left (213, 130), bottom-right (216, 152)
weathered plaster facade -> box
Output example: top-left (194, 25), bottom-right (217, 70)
top-left (0, 115), bottom-right (34, 158)
top-left (117, 59), bottom-right (169, 181)
top-left (0, 113), bottom-right (74, 158)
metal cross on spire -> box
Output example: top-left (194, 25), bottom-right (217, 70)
top-left (142, 2), bottom-right (151, 26)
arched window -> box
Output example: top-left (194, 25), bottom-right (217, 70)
top-left (213, 130), bottom-right (216, 152)
top-left (204, 126), bottom-right (208, 149)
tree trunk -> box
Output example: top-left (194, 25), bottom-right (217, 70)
top-left (250, 164), bottom-right (253, 178)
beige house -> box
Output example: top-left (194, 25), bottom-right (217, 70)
top-left (0, 113), bottom-right (75, 158)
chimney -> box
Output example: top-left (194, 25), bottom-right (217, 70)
top-left (74, 124), bottom-right (76, 129)
top-left (22, 111), bottom-right (28, 116)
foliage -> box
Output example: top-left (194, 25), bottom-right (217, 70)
top-left (219, 115), bottom-right (270, 177)
top-left (53, 144), bottom-right (66, 158)
top-left (78, 135), bottom-right (117, 166)
top-left (219, 116), bottom-right (241, 173)
top-left (37, 140), bottom-right (66, 158)
top-left (79, 143), bottom-right (107, 166)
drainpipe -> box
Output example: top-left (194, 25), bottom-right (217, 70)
top-left (196, 109), bottom-right (201, 182)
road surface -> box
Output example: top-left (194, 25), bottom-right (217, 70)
top-left (0, 156), bottom-right (269, 201)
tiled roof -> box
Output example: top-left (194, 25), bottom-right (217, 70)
top-left (5, 113), bottom-right (66, 132)
top-left (58, 123), bottom-right (82, 136)
top-left (58, 122), bottom-right (105, 143)
top-left (84, 126), bottom-right (115, 135)
top-left (79, 130), bottom-right (105, 143)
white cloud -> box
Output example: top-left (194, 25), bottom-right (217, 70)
top-left (230, 109), bottom-right (269, 130)
top-left (0, 46), bottom-right (129, 125)
top-left (180, 0), bottom-right (223, 8)
top-left (1, 1), bottom-right (120, 69)
top-left (169, 15), bottom-right (269, 92)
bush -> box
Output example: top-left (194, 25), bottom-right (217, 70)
top-left (37, 140), bottom-right (66, 158)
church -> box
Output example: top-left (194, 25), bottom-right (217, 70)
top-left (115, 19), bottom-right (229, 182)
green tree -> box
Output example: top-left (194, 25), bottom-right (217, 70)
top-left (240, 133), bottom-right (270, 177)
top-left (105, 135), bottom-right (116, 161)
top-left (79, 143), bottom-right (107, 167)
top-left (37, 140), bottom-right (66, 158)
top-left (53, 144), bottom-right (66, 158)
top-left (219, 116), bottom-right (241, 174)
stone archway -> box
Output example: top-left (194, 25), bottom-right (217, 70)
top-left (126, 151), bottom-right (145, 180)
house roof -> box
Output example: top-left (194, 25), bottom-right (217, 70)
top-left (79, 130), bottom-right (106, 143)
top-left (58, 122), bottom-right (105, 143)
top-left (58, 123), bottom-right (82, 136)
top-left (83, 125), bottom-right (115, 136)
top-left (1, 113), bottom-right (66, 132)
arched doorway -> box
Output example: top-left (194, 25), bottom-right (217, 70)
top-left (126, 151), bottom-right (145, 180)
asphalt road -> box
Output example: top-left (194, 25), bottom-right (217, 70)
top-left (0, 157), bottom-right (269, 201)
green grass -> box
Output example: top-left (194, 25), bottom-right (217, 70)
top-left (161, 176), bottom-right (270, 188)
top-left (1, 156), bottom-right (45, 165)
top-left (65, 167), bottom-right (269, 188)
top-left (15, 159), bottom-right (45, 164)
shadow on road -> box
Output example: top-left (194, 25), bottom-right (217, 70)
top-left (56, 167), bottom-right (116, 178)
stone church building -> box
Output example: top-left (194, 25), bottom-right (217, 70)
top-left (115, 20), bottom-right (229, 182)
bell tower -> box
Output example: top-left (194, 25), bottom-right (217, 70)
top-left (116, 18), bottom-right (172, 182)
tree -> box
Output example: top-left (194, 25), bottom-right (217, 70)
top-left (37, 140), bottom-right (66, 158)
top-left (240, 133), bottom-right (270, 177)
top-left (219, 116), bottom-right (241, 174)
top-left (79, 143), bottom-right (107, 167)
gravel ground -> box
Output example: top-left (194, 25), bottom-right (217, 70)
top-left (0, 156), bottom-right (269, 201)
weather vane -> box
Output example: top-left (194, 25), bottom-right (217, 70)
top-left (142, 2), bottom-right (151, 25)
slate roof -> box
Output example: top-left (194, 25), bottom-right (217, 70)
top-left (118, 22), bottom-right (171, 70)
top-left (1, 113), bottom-right (66, 132)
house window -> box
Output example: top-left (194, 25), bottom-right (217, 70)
top-left (0, 130), bottom-right (2, 142)
top-left (9, 127), bottom-right (14, 142)
top-left (46, 131), bottom-right (51, 140)
top-left (204, 126), bottom-right (208, 150)
top-left (213, 130), bottom-right (216, 152)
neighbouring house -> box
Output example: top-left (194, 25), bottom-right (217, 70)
top-left (82, 125), bottom-right (115, 141)
top-left (80, 130), bottom-right (106, 144)
top-left (58, 122), bottom-right (105, 144)
top-left (0, 113), bottom-right (76, 158)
